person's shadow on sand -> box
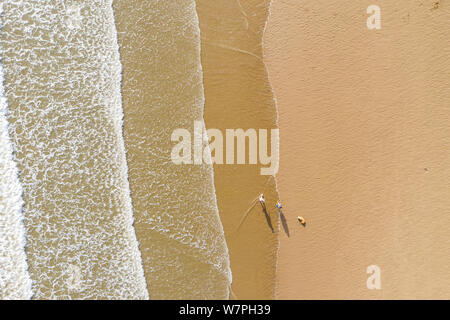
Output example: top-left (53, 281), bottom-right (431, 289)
top-left (277, 207), bottom-right (290, 237)
top-left (236, 194), bottom-right (285, 234)
top-left (259, 202), bottom-right (275, 233)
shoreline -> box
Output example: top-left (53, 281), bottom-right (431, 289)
top-left (196, 0), bottom-right (280, 299)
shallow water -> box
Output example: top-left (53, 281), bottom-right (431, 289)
top-left (113, 0), bottom-right (232, 299)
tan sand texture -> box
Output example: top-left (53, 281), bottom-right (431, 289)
top-left (113, 0), bottom-right (232, 299)
top-left (196, 0), bottom-right (281, 299)
top-left (265, 0), bottom-right (450, 299)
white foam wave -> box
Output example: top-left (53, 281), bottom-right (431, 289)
top-left (0, 3), bottom-right (33, 300)
top-left (0, 0), bottom-right (148, 299)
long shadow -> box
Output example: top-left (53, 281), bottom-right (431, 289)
top-left (259, 202), bottom-right (274, 233)
top-left (278, 208), bottom-right (290, 237)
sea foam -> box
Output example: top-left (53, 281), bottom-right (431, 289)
top-left (0, 5), bottom-right (33, 300)
top-left (0, 0), bottom-right (148, 299)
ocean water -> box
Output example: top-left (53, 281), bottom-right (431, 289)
top-left (113, 0), bottom-right (232, 299)
top-left (0, 0), bottom-right (148, 299)
top-left (0, 4), bottom-right (32, 298)
top-left (0, 0), bottom-right (233, 300)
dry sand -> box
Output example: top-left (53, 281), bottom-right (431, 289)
top-left (265, 0), bottom-right (450, 299)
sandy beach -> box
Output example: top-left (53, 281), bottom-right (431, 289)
top-left (265, 0), bottom-right (450, 299)
top-left (0, 0), bottom-right (449, 300)
top-left (196, 0), bottom-right (280, 299)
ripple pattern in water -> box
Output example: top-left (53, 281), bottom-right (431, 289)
top-left (0, 0), bottom-right (148, 299)
top-left (113, 0), bottom-right (232, 299)
top-left (0, 8), bottom-right (32, 297)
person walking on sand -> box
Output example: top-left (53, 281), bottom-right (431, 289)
top-left (276, 201), bottom-right (282, 210)
top-left (259, 194), bottom-right (265, 205)
top-left (258, 194), bottom-right (268, 212)
top-left (237, 194), bottom-right (268, 231)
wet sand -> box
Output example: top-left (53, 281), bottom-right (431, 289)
top-left (265, 0), bottom-right (450, 299)
top-left (196, 0), bottom-right (280, 299)
top-left (114, 0), bottom-right (231, 299)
